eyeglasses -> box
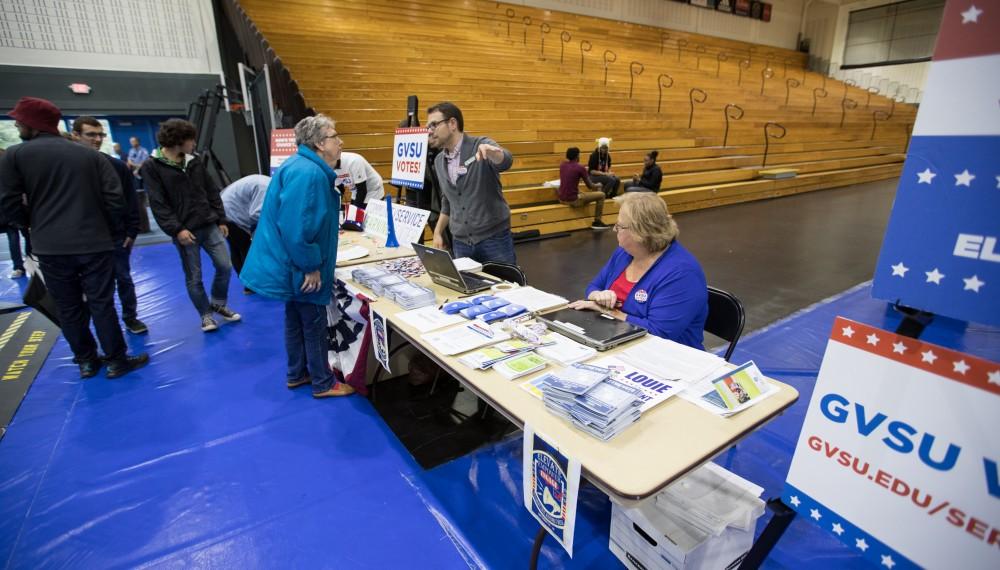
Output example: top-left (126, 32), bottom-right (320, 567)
top-left (82, 132), bottom-right (108, 139)
top-left (322, 133), bottom-right (341, 141)
top-left (613, 223), bottom-right (630, 232)
top-left (426, 119), bottom-right (448, 131)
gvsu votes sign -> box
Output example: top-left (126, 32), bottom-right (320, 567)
top-left (389, 128), bottom-right (428, 190)
top-left (785, 317), bottom-right (999, 569)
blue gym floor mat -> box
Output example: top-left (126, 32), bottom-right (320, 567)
top-left (1, 243), bottom-right (996, 569)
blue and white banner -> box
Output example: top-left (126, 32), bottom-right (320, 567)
top-left (871, 0), bottom-right (1000, 326)
top-left (523, 425), bottom-right (581, 556)
top-left (785, 317), bottom-right (1000, 569)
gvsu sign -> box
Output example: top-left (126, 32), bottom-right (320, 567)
top-left (785, 317), bottom-right (1000, 569)
top-left (389, 127), bottom-right (428, 190)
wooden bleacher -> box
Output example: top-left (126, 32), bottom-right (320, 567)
top-left (237, 0), bottom-right (916, 234)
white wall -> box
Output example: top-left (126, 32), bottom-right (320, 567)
top-left (0, 0), bottom-right (222, 75)
top-left (803, 0), bottom-right (839, 63)
top-left (511, 0), bottom-right (806, 50)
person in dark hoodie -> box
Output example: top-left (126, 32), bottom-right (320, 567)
top-left (142, 118), bottom-right (241, 333)
top-left (0, 97), bottom-right (148, 379)
top-left (71, 116), bottom-right (148, 335)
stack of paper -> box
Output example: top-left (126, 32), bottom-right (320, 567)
top-left (493, 352), bottom-right (548, 379)
top-left (619, 336), bottom-right (725, 385)
top-left (395, 305), bottom-right (464, 333)
top-left (336, 245), bottom-right (369, 263)
top-left (539, 365), bottom-right (645, 441)
top-left (452, 257), bottom-right (483, 273)
top-left (421, 322), bottom-right (511, 356)
top-left (494, 286), bottom-right (568, 313)
top-left (458, 346), bottom-right (526, 370)
top-left (535, 332), bottom-right (596, 365)
top-left (385, 282), bottom-right (436, 309)
top-left (654, 462), bottom-right (765, 539)
top-left (371, 274), bottom-right (407, 296)
top-left (682, 361), bottom-right (777, 417)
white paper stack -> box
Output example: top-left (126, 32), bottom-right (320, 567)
top-left (619, 336), bottom-right (725, 385)
top-left (654, 462), bottom-right (766, 539)
top-left (535, 332), bottom-right (597, 366)
top-left (493, 352), bottom-right (548, 379)
top-left (370, 273), bottom-right (407, 296)
top-left (494, 286), bottom-right (568, 313)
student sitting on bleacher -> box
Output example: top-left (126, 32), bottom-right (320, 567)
top-left (568, 193), bottom-right (708, 349)
top-left (558, 147), bottom-right (610, 231)
top-left (587, 137), bottom-right (620, 198)
top-left (623, 150), bottom-right (663, 193)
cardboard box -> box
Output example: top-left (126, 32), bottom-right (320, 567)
top-left (609, 501), bottom-right (757, 570)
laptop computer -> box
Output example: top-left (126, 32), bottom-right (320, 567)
top-left (536, 307), bottom-right (647, 351)
top-left (412, 243), bottom-right (498, 294)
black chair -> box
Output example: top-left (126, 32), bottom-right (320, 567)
top-left (705, 286), bottom-right (745, 362)
top-left (481, 262), bottom-right (527, 286)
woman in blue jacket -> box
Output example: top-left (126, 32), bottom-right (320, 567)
top-left (569, 193), bottom-right (708, 349)
top-left (241, 115), bottom-right (354, 398)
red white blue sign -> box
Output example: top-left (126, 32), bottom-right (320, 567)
top-left (389, 127), bottom-right (428, 190)
top-left (522, 425), bottom-right (581, 556)
top-left (785, 317), bottom-right (1000, 569)
top-left (871, 0), bottom-right (1000, 326)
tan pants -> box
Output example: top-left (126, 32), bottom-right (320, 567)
top-left (561, 191), bottom-right (605, 222)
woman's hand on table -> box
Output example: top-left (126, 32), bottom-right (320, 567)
top-left (587, 289), bottom-right (618, 309)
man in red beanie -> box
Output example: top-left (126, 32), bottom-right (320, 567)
top-left (0, 97), bottom-right (149, 379)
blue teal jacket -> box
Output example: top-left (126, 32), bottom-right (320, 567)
top-left (241, 145), bottom-right (340, 305)
top-left (585, 242), bottom-right (708, 349)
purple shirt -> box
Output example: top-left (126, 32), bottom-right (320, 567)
top-left (558, 160), bottom-right (590, 202)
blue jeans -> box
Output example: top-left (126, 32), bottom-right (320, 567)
top-left (174, 225), bottom-right (232, 317)
top-left (6, 227), bottom-right (31, 271)
top-left (285, 301), bottom-right (334, 394)
top-left (453, 229), bottom-right (517, 265)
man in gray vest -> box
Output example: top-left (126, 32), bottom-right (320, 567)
top-left (427, 102), bottom-right (516, 264)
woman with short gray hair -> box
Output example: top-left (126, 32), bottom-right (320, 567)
top-left (241, 114), bottom-right (355, 398)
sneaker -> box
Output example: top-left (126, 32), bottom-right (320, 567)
top-left (124, 317), bottom-right (149, 335)
top-left (201, 315), bottom-right (219, 332)
top-left (312, 382), bottom-right (355, 398)
top-left (9, 269), bottom-right (24, 279)
top-left (287, 375), bottom-right (312, 389)
top-left (79, 358), bottom-right (103, 379)
top-left (590, 221), bottom-right (611, 231)
top-left (211, 303), bottom-right (242, 322)
top-left (106, 353), bottom-right (149, 379)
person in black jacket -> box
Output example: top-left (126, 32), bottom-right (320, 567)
top-left (142, 119), bottom-right (241, 333)
top-left (623, 150), bottom-right (663, 193)
top-left (0, 97), bottom-right (148, 379)
top-left (71, 116), bottom-right (148, 335)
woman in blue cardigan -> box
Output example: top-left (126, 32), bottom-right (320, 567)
top-left (568, 193), bottom-right (708, 349)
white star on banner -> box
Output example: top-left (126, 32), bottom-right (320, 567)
top-left (963, 275), bottom-right (985, 292)
top-left (810, 508), bottom-right (822, 521)
top-left (953, 360), bottom-right (970, 374)
top-left (856, 538), bottom-right (869, 552)
top-left (925, 268), bottom-right (945, 284)
top-left (916, 168), bottom-right (936, 184)
top-left (832, 523), bottom-right (845, 536)
top-left (789, 495), bottom-right (801, 507)
top-left (988, 370), bottom-right (1000, 386)
top-left (961, 4), bottom-right (983, 23)
top-left (891, 262), bottom-right (909, 277)
top-left (892, 342), bottom-right (907, 354)
top-left (866, 333), bottom-right (880, 346)
top-left (842, 326), bottom-right (855, 338)
top-left (996, 174), bottom-right (1000, 188)
top-left (922, 350), bottom-right (938, 364)
top-left (954, 169), bottom-right (975, 186)
top-left (881, 554), bottom-right (897, 568)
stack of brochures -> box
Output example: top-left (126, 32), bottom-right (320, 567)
top-left (535, 333), bottom-right (596, 366)
top-left (540, 365), bottom-right (644, 441)
top-left (370, 273), bottom-right (407, 296)
top-left (385, 282), bottom-right (436, 310)
top-left (351, 266), bottom-right (388, 287)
